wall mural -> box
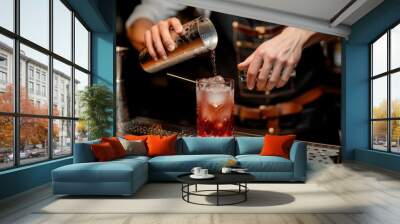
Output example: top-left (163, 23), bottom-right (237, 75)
top-left (116, 1), bottom-right (342, 163)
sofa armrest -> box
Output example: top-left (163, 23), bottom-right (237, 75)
top-left (289, 141), bottom-right (307, 181)
top-left (73, 140), bottom-right (100, 163)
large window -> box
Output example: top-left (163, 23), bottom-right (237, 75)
top-left (0, 0), bottom-right (91, 170)
top-left (371, 23), bottom-right (400, 153)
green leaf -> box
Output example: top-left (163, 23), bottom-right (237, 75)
top-left (79, 84), bottom-right (114, 140)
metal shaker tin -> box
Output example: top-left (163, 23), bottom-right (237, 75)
top-left (139, 16), bottom-right (218, 73)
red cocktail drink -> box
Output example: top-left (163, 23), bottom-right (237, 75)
top-left (196, 76), bottom-right (234, 136)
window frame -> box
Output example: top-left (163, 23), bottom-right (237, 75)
top-left (0, 0), bottom-right (92, 171)
top-left (370, 20), bottom-right (400, 154)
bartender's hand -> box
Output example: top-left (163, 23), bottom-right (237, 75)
top-left (127, 17), bottom-right (183, 60)
top-left (143, 17), bottom-right (184, 61)
top-left (237, 27), bottom-right (316, 91)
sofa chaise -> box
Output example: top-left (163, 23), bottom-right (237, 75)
top-left (52, 137), bottom-right (306, 196)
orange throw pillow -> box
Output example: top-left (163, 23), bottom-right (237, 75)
top-left (124, 135), bottom-right (148, 141)
top-left (101, 137), bottom-right (126, 158)
top-left (146, 135), bottom-right (177, 157)
top-left (91, 142), bottom-right (117, 161)
top-left (260, 135), bottom-right (296, 159)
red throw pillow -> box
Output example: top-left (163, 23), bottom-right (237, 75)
top-left (101, 137), bottom-right (126, 158)
top-left (146, 135), bottom-right (177, 157)
top-left (91, 142), bottom-right (117, 161)
top-left (260, 134), bottom-right (296, 159)
top-left (124, 135), bottom-right (148, 141)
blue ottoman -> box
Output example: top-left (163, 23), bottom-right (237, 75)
top-left (52, 157), bottom-right (148, 196)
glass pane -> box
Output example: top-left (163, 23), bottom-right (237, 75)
top-left (372, 33), bottom-right (387, 76)
top-left (20, 44), bottom-right (49, 115)
top-left (20, 117), bottom-right (49, 165)
top-left (74, 69), bottom-right (89, 117)
top-left (0, 0), bottom-right (14, 31)
top-left (74, 18), bottom-right (89, 70)
top-left (53, 119), bottom-right (72, 157)
top-left (53, 59), bottom-right (72, 117)
top-left (20, 0), bottom-right (49, 49)
top-left (391, 24), bottom-right (400, 70)
top-left (372, 121), bottom-right (388, 151)
top-left (75, 120), bottom-right (88, 143)
top-left (0, 34), bottom-right (14, 112)
top-left (391, 72), bottom-right (400, 118)
top-left (391, 120), bottom-right (400, 153)
top-left (372, 76), bottom-right (387, 119)
top-left (0, 116), bottom-right (13, 170)
top-left (53, 0), bottom-right (72, 60)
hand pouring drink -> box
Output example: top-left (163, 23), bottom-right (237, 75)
top-left (139, 16), bottom-right (218, 73)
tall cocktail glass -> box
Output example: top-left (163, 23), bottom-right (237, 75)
top-left (196, 76), bottom-right (234, 136)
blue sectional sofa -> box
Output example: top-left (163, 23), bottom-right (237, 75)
top-left (52, 137), bottom-right (306, 196)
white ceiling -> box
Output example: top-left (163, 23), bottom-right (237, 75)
top-left (226, 0), bottom-right (352, 21)
top-left (173, 0), bottom-right (384, 37)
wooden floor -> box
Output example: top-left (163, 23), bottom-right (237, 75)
top-left (1, 161), bottom-right (400, 224)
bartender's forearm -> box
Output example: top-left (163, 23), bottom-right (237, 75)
top-left (127, 18), bottom-right (154, 51)
top-left (292, 27), bottom-right (334, 49)
top-left (303, 32), bottom-right (335, 49)
top-left (281, 27), bottom-right (335, 49)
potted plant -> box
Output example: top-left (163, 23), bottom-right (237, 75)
top-left (79, 84), bottom-right (113, 140)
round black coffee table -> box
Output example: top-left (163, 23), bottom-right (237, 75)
top-left (177, 173), bottom-right (255, 206)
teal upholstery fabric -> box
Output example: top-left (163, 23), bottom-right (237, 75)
top-left (247, 172), bottom-right (295, 182)
top-left (116, 155), bottom-right (150, 163)
top-left (52, 158), bottom-right (148, 195)
top-left (180, 137), bottom-right (235, 155)
top-left (53, 138), bottom-right (307, 195)
top-left (235, 137), bottom-right (263, 155)
top-left (73, 140), bottom-right (100, 163)
top-left (149, 154), bottom-right (235, 172)
top-left (290, 141), bottom-right (307, 181)
top-left (53, 162), bottom-right (138, 182)
top-left (236, 155), bottom-right (293, 172)
top-left (52, 182), bottom-right (134, 196)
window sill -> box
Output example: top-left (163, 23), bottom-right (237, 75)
top-left (355, 148), bottom-right (400, 172)
top-left (0, 156), bottom-right (72, 176)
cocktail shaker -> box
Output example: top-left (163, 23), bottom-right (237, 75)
top-left (139, 16), bottom-right (218, 73)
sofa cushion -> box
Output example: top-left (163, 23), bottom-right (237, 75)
top-left (115, 155), bottom-right (150, 163)
top-left (53, 158), bottom-right (147, 183)
top-left (124, 135), bottom-right (148, 141)
top-left (149, 154), bottom-right (235, 172)
top-left (73, 140), bottom-right (100, 163)
top-left (180, 137), bottom-right (235, 155)
top-left (119, 138), bottom-right (147, 156)
top-left (235, 137), bottom-right (263, 155)
top-left (260, 135), bottom-right (296, 159)
top-left (147, 135), bottom-right (177, 157)
top-left (91, 142), bottom-right (118, 161)
top-left (101, 137), bottom-right (127, 158)
top-left (236, 155), bottom-right (293, 172)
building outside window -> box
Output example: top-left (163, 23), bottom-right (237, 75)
top-left (28, 66), bottom-right (34, 80)
top-left (35, 70), bottom-right (40, 81)
top-left (41, 85), bottom-right (46, 97)
top-left (0, 0), bottom-right (91, 170)
top-left (54, 88), bottom-right (58, 103)
top-left (371, 22), bottom-right (400, 154)
top-left (28, 81), bottom-right (34, 94)
top-left (35, 83), bottom-right (40, 95)
top-left (41, 73), bottom-right (46, 83)
top-left (0, 54), bottom-right (7, 67)
top-left (0, 71), bottom-right (6, 84)
top-left (0, 71), bottom-right (7, 91)
top-left (0, 54), bottom-right (7, 89)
